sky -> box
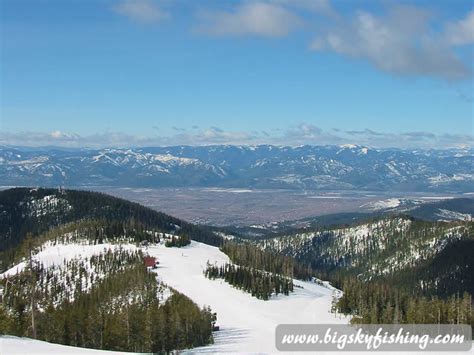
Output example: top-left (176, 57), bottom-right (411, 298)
top-left (0, 0), bottom-right (473, 149)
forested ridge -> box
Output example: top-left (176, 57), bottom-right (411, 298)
top-left (252, 216), bottom-right (474, 329)
top-left (0, 187), bottom-right (221, 271)
top-left (256, 217), bottom-right (474, 296)
top-left (0, 247), bottom-right (215, 352)
top-left (0, 187), bottom-right (218, 352)
top-left (221, 241), bottom-right (314, 280)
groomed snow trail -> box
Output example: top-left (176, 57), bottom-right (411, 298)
top-left (146, 241), bottom-right (348, 353)
top-left (0, 336), bottom-right (134, 354)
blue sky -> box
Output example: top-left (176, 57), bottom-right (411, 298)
top-left (1, 0), bottom-right (473, 148)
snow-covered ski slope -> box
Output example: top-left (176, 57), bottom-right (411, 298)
top-left (0, 336), bottom-right (135, 354)
top-left (146, 241), bottom-right (348, 353)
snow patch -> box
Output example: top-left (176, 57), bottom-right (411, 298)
top-left (436, 209), bottom-right (472, 221)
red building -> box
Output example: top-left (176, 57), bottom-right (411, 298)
top-left (144, 256), bottom-right (157, 268)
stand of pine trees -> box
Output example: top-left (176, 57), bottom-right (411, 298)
top-left (336, 278), bottom-right (473, 330)
top-left (165, 234), bottom-right (191, 247)
top-left (221, 241), bottom-right (313, 280)
top-left (205, 262), bottom-right (293, 300)
top-left (0, 249), bottom-right (215, 352)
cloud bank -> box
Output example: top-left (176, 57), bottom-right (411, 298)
top-left (1, 125), bottom-right (471, 150)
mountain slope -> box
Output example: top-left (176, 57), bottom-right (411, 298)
top-left (0, 187), bottom-right (222, 271)
top-left (0, 240), bottom-right (216, 353)
top-left (0, 188), bottom-right (226, 352)
top-left (255, 216), bottom-right (474, 296)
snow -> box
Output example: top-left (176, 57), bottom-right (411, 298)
top-left (203, 188), bottom-right (254, 193)
top-left (339, 144), bottom-right (358, 149)
top-left (25, 195), bottom-right (72, 218)
top-left (429, 173), bottom-right (474, 186)
top-left (272, 174), bottom-right (303, 184)
top-left (2, 336), bottom-right (473, 355)
top-left (146, 241), bottom-right (348, 353)
top-left (361, 198), bottom-right (402, 210)
top-left (151, 153), bottom-right (198, 165)
top-left (436, 209), bottom-right (472, 221)
top-left (91, 150), bottom-right (206, 170)
top-left (0, 242), bottom-right (138, 279)
top-left (385, 162), bottom-right (401, 176)
top-left (0, 336), bottom-right (135, 354)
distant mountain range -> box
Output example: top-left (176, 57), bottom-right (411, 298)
top-left (1, 145), bottom-right (473, 192)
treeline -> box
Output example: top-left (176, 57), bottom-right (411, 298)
top-left (165, 234), bottom-right (191, 248)
top-left (221, 241), bottom-right (314, 280)
top-left (337, 278), bottom-right (473, 329)
top-left (205, 262), bottom-right (293, 300)
top-left (0, 251), bottom-right (215, 352)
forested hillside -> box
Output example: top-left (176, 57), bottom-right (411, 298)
top-left (0, 245), bottom-right (215, 352)
top-left (0, 188), bottom-right (221, 352)
top-left (256, 216), bottom-right (474, 295)
top-left (253, 216), bottom-right (474, 328)
top-left (0, 187), bottom-right (222, 271)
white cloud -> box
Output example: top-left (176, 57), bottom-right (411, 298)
top-left (114, 0), bottom-right (168, 24)
top-left (271, 0), bottom-right (335, 17)
top-left (197, 2), bottom-right (301, 37)
top-left (443, 10), bottom-right (474, 46)
top-left (310, 5), bottom-right (471, 81)
top-left (50, 130), bottom-right (63, 138)
top-left (192, 2), bottom-right (472, 81)
top-left (1, 126), bottom-right (472, 149)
